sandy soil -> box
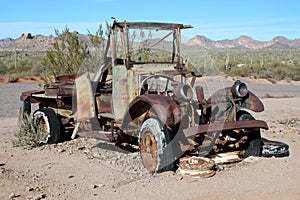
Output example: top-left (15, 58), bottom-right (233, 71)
top-left (0, 81), bottom-right (300, 200)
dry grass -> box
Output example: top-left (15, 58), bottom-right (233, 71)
top-left (13, 115), bottom-right (48, 149)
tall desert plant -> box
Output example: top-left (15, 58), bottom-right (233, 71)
top-left (43, 27), bottom-right (89, 77)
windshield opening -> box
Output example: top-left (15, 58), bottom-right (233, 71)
top-left (124, 28), bottom-right (178, 63)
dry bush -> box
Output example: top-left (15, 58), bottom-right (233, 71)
top-left (13, 115), bottom-right (48, 149)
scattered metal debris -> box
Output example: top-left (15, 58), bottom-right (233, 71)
top-left (261, 138), bottom-right (290, 157)
top-left (210, 151), bottom-right (242, 164)
top-left (177, 156), bottom-right (216, 178)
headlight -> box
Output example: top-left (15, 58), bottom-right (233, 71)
top-left (173, 83), bottom-right (193, 102)
top-left (231, 80), bottom-right (248, 98)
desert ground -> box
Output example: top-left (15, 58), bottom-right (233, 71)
top-left (0, 77), bottom-right (300, 200)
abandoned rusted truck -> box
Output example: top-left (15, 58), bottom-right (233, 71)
top-left (19, 21), bottom-right (269, 173)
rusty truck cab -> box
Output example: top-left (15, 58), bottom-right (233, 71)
top-left (103, 21), bottom-right (193, 123)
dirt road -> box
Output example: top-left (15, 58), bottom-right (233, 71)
top-left (0, 80), bottom-right (300, 200)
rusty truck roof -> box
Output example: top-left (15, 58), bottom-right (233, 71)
top-left (117, 21), bottom-right (193, 30)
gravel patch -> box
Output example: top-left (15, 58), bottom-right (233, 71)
top-left (50, 138), bottom-right (148, 175)
top-left (0, 83), bottom-right (41, 118)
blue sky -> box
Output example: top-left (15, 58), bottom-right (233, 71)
top-left (1, 0), bottom-right (300, 41)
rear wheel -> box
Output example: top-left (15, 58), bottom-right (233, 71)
top-left (238, 111), bottom-right (262, 158)
top-left (139, 118), bottom-right (174, 173)
top-left (33, 108), bottom-right (61, 144)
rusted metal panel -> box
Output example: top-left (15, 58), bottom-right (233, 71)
top-left (44, 83), bottom-right (74, 96)
top-left (121, 94), bottom-right (180, 130)
top-left (53, 108), bottom-right (72, 119)
top-left (183, 120), bottom-right (268, 138)
top-left (55, 74), bottom-right (78, 83)
top-left (210, 151), bottom-right (242, 164)
top-left (77, 131), bottom-right (113, 141)
top-left (96, 95), bottom-right (113, 114)
top-left (208, 87), bottom-right (264, 113)
top-left (118, 22), bottom-right (192, 30)
top-left (195, 86), bottom-right (204, 102)
top-left (75, 72), bottom-right (96, 121)
top-left (20, 90), bottom-right (43, 102)
top-left (243, 91), bottom-right (264, 112)
top-left (112, 65), bottom-right (129, 120)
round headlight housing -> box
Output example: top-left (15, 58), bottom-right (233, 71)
top-left (173, 83), bottom-right (194, 102)
top-left (180, 84), bottom-right (193, 101)
top-left (231, 80), bottom-right (248, 98)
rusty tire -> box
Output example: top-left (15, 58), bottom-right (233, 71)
top-left (33, 108), bottom-right (60, 144)
top-left (238, 111), bottom-right (262, 158)
top-left (139, 118), bottom-right (174, 173)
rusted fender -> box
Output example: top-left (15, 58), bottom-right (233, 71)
top-left (208, 87), bottom-right (264, 112)
top-left (20, 90), bottom-right (44, 102)
top-left (183, 120), bottom-right (269, 138)
top-left (245, 90), bottom-right (264, 112)
top-left (121, 94), bottom-right (181, 130)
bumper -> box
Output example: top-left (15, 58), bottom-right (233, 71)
top-left (183, 120), bottom-right (268, 138)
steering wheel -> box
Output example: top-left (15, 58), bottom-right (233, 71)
top-left (139, 74), bottom-right (175, 95)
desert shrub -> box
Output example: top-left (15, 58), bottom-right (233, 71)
top-left (43, 27), bottom-right (89, 77)
top-left (268, 62), bottom-right (300, 81)
top-left (13, 115), bottom-right (48, 149)
top-left (86, 24), bottom-right (107, 72)
top-left (0, 50), bottom-right (46, 76)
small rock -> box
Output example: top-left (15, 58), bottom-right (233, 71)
top-left (35, 186), bottom-right (41, 192)
top-left (57, 148), bottom-right (65, 153)
top-left (77, 146), bottom-right (85, 150)
top-left (243, 156), bottom-right (262, 163)
top-left (161, 171), bottom-right (175, 177)
top-left (32, 193), bottom-right (46, 200)
top-left (26, 186), bottom-right (34, 192)
top-left (175, 174), bottom-right (184, 180)
top-left (90, 184), bottom-right (98, 189)
top-left (9, 193), bottom-right (16, 199)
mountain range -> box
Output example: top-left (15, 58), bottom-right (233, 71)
top-left (184, 35), bottom-right (300, 50)
top-left (1, 33), bottom-right (300, 51)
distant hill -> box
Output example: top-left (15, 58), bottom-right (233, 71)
top-left (0, 32), bottom-right (91, 51)
top-left (184, 35), bottom-right (300, 50)
top-left (1, 32), bottom-right (300, 51)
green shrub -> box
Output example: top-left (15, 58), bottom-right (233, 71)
top-left (13, 115), bottom-right (48, 149)
top-left (43, 27), bottom-right (89, 77)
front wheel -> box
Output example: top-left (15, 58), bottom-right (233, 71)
top-left (139, 118), bottom-right (174, 173)
top-left (33, 108), bottom-right (61, 144)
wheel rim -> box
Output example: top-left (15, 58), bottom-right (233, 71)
top-left (37, 117), bottom-right (47, 131)
top-left (140, 129), bottom-right (158, 173)
top-left (34, 113), bottom-right (50, 143)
